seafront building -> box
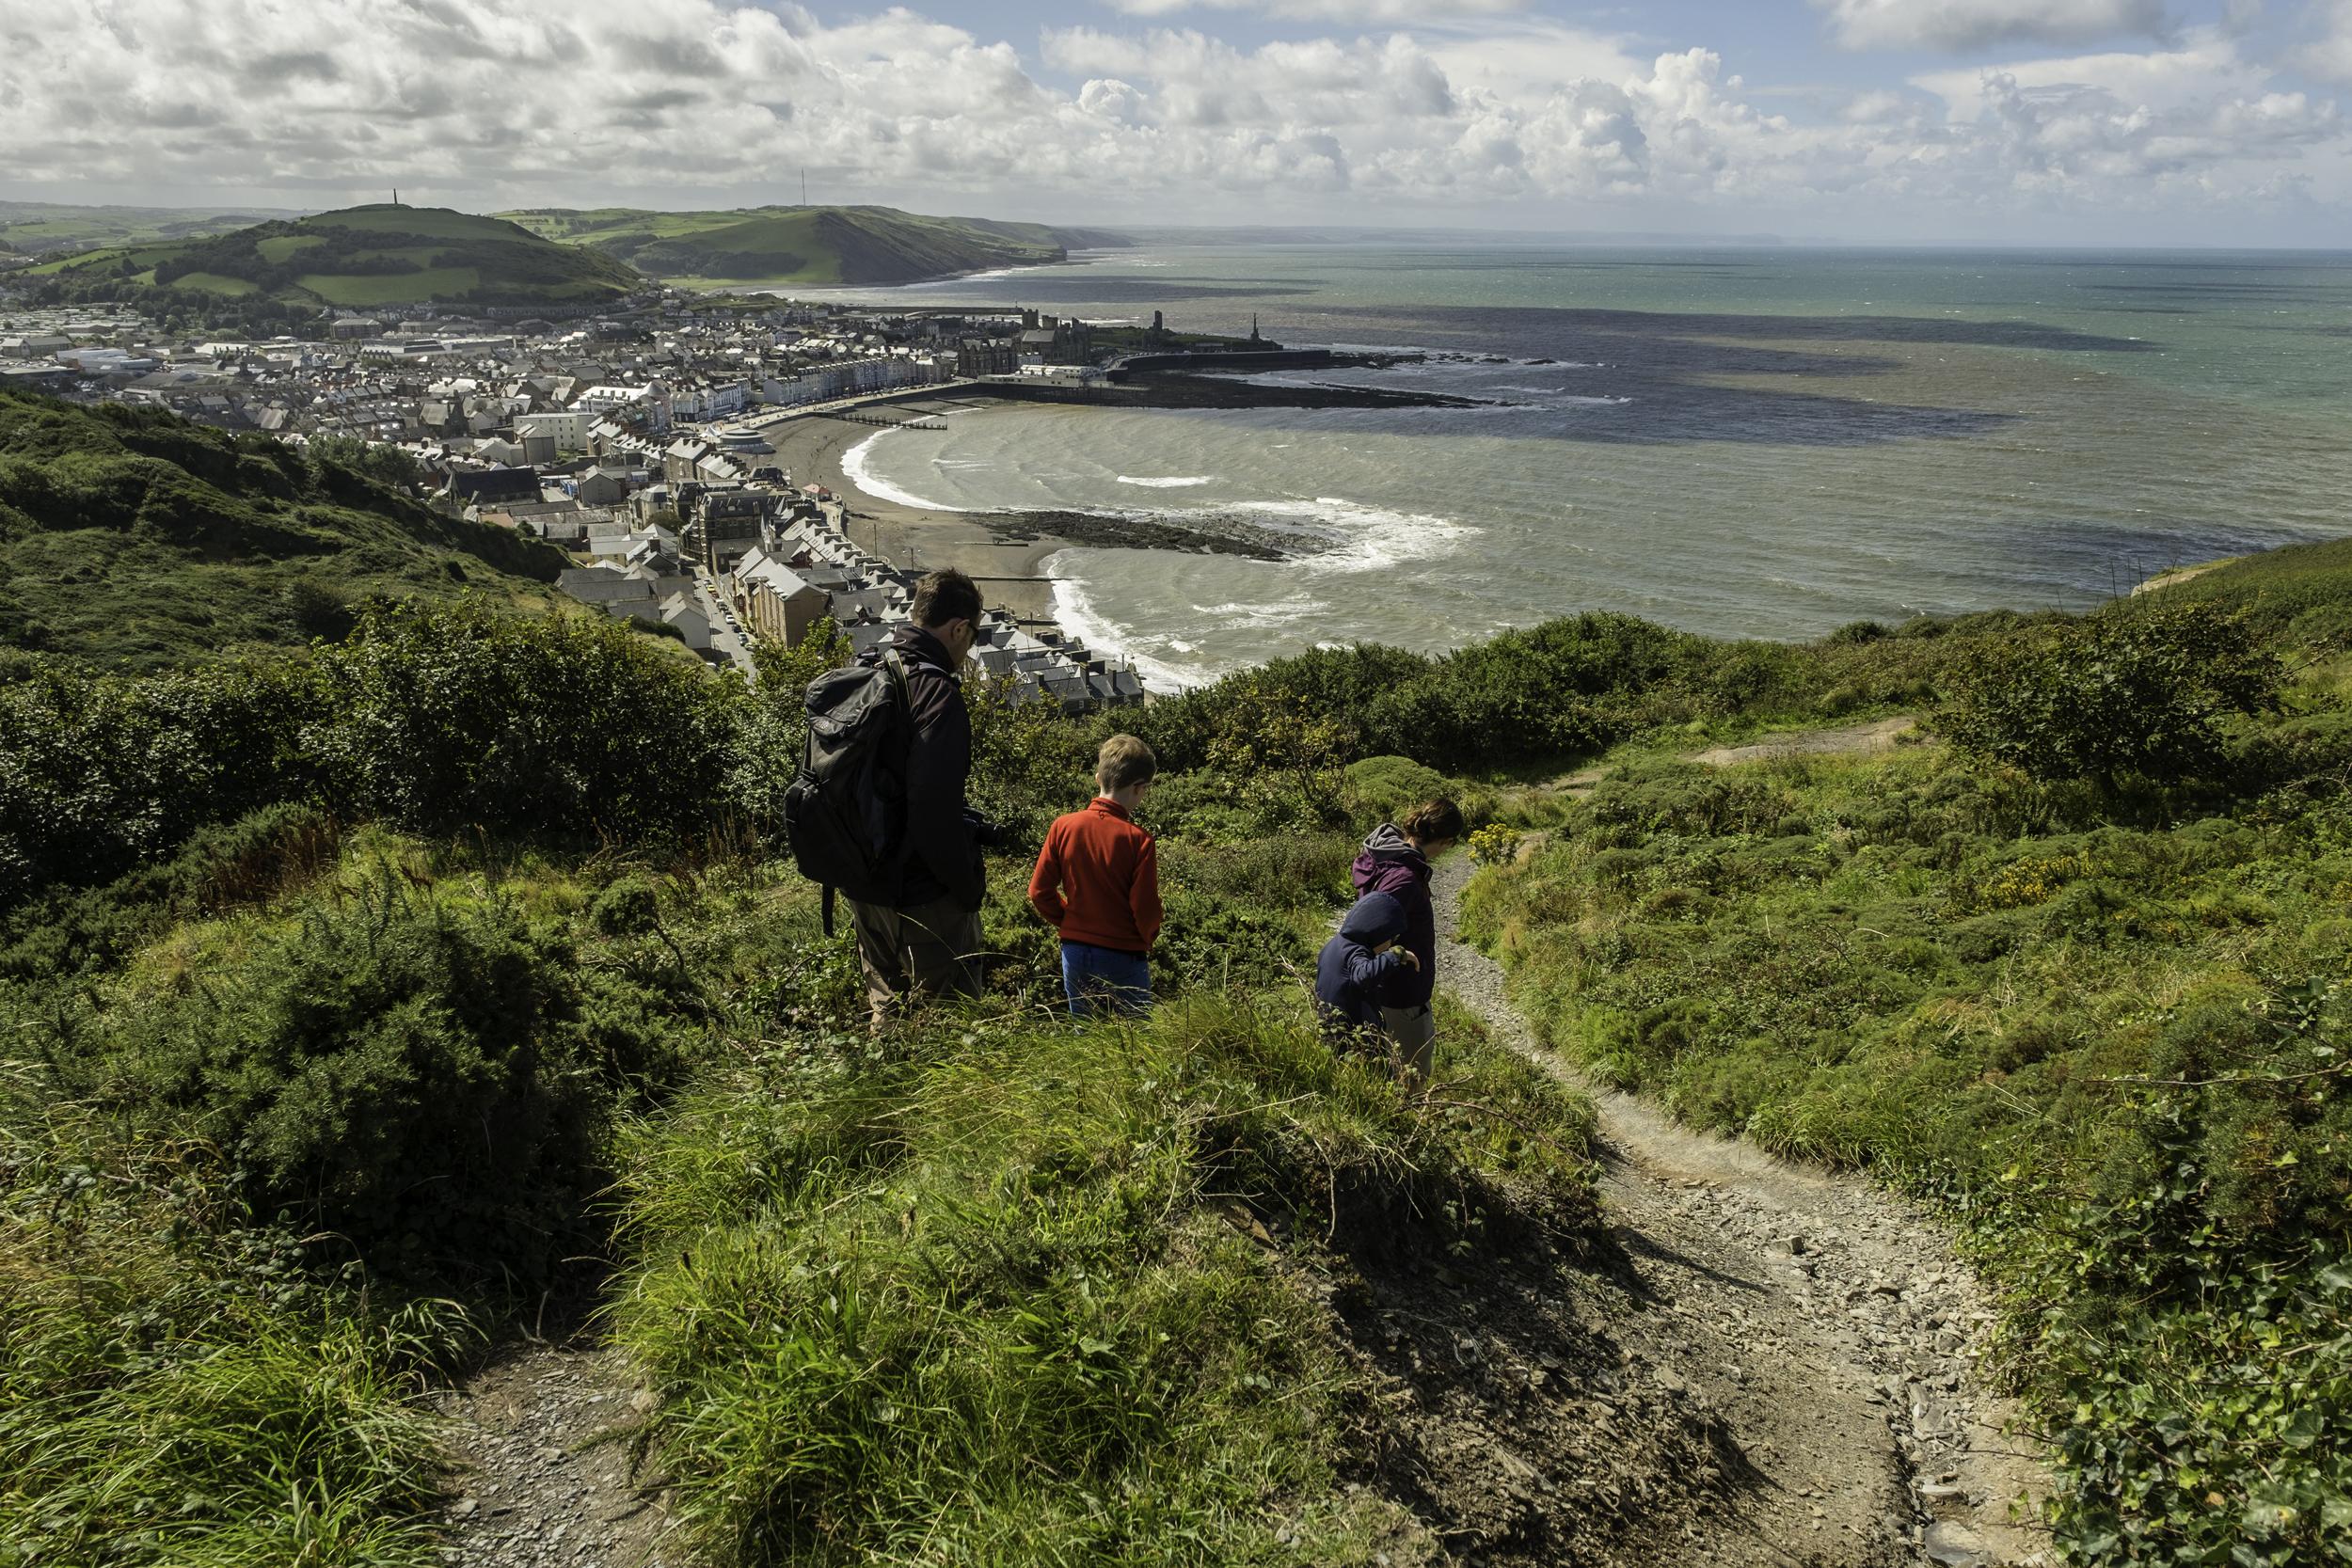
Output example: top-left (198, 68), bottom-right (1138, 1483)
top-left (0, 285), bottom-right (1142, 705)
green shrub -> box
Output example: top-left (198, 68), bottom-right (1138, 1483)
top-left (0, 657), bottom-right (324, 909)
top-left (1941, 603), bottom-right (2279, 792)
top-left (1343, 754), bottom-right (1452, 825)
top-left (310, 602), bottom-right (739, 841)
top-left (50, 872), bottom-right (693, 1284)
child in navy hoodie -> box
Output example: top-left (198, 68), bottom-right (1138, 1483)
top-left (1313, 892), bottom-right (1419, 1050)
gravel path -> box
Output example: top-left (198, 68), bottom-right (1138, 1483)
top-left (1688, 716), bottom-right (1922, 768)
top-left (1433, 850), bottom-right (2054, 1568)
top-left (431, 1344), bottom-right (677, 1568)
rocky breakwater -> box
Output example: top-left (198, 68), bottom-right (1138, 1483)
top-left (971, 353), bottom-right (1485, 562)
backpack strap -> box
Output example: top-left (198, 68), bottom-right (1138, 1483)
top-left (822, 882), bottom-right (836, 939)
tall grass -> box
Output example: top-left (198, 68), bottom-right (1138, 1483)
top-left (0, 1104), bottom-right (461, 1568)
top-left (1460, 675), bottom-right (2352, 1566)
top-left (607, 990), bottom-right (1597, 1565)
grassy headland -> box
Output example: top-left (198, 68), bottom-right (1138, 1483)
top-left (0, 388), bottom-right (564, 667)
top-left (19, 205), bottom-right (639, 309)
top-left (0, 388), bottom-right (2345, 1565)
top-left (500, 204), bottom-right (1127, 288)
top-left (0, 200), bottom-right (301, 258)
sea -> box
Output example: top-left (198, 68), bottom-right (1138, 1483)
top-left (818, 243), bottom-right (2352, 689)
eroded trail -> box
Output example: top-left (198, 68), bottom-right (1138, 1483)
top-left (432, 1344), bottom-right (675, 1568)
top-left (1431, 851), bottom-right (2052, 1568)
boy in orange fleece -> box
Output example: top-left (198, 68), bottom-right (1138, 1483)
top-left (1028, 735), bottom-right (1162, 1018)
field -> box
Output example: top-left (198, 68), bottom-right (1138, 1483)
top-left (0, 200), bottom-right (301, 256)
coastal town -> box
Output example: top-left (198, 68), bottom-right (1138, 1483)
top-left (0, 282), bottom-right (1157, 705)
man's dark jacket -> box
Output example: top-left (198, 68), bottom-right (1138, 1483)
top-left (863, 623), bottom-right (982, 911)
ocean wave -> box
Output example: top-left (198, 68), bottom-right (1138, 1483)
top-left (1041, 549), bottom-right (1214, 693)
top-left (1217, 497), bottom-right (1476, 575)
top-left (1189, 598), bottom-right (1329, 628)
top-left (1115, 474), bottom-right (1215, 488)
top-left (840, 430), bottom-right (965, 513)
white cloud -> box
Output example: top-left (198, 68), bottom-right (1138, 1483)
top-left (2302, 0), bottom-right (2352, 83)
top-left (1098, 0), bottom-right (1526, 20)
top-left (0, 0), bottom-right (2341, 238)
top-left (1817, 0), bottom-right (2171, 52)
top-left (1913, 35), bottom-right (2269, 112)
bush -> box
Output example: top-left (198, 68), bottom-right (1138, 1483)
top-left (0, 657), bottom-right (323, 909)
top-left (51, 873), bottom-right (692, 1284)
top-left (1941, 603), bottom-right (2279, 792)
top-left (306, 601), bottom-right (739, 841)
top-left (1343, 754), bottom-right (1452, 826)
top-left (0, 1112), bottom-right (457, 1568)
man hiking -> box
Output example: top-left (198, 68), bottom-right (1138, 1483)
top-left (845, 567), bottom-right (992, 1027)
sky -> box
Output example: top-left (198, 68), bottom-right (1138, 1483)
top-left (6, 0), bottom-right (2352, 245)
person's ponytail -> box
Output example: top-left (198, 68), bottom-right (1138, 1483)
top-left (1399, 799), bottom-right (1465, 844)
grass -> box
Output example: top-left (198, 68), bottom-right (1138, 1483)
top-left (0, 1101), bottom-right (461, 1568)
top-left (298, 267), bottom-right (479, 306)
top-left (1459, 652), bottom-right (2352, 1565)
top-left (165, 271), bottom-right (261, 296)
top-left (502, 204), bottom-right (1091, 286)
top-left (0, 387), bottom-right (565, 666)
top-left (607, 989), bottom-right (1596, 1565)
top-left (253, 235), bottom-right (326, 263)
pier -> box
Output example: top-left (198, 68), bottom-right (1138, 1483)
top-left (814, 407), bottom-right (947, 431)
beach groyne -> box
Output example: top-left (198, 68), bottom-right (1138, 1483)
top-left (970, 371), bottom-right (1483, 413)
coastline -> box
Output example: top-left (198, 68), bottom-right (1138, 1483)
top-left (756, 401), bottom-right (1069, 624)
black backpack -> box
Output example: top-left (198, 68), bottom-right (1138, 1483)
top-left (784, 651), bottom-right (912, 935)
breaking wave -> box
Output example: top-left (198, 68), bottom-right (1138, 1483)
top-left (840, 429), bottom-right (963, 512)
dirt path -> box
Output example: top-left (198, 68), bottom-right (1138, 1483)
top-left (1688, 715), bottom-right (1920, 768)
top-left (431, 1343), bottom-right (677, 1567)
top-left (1548, 715), bottom-right (1925, 796)
top-left (1432, 852), bottom-right (2053, 1568)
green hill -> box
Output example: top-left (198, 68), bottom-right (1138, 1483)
top-left (21, 205), bottom-right (640, 309)
top-left (0, 386), bottom-right (565, 668)
top-left (3, 390), bottom-right (2346, 1568)
top-left (500, 203), bottom-right (1130, 286)
top-left (0, 199), bottom-right (302, 258)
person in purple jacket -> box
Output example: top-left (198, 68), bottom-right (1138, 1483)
top-left (1350, 798), bottom-right (1465, 1079)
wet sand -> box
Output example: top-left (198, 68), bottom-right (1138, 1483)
top-left (756, 400), bottom-right (1066, 623)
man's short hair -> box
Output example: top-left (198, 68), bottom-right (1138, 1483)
top-left (1400, 798), bottom-right (1465, 843)
top-left (910, 568), bottom-right (981, 629)
top-left (1097, 734), bottom-right (1157, 791)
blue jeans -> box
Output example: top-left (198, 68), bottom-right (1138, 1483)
top-left (1060, 941), bottom-right (1152, 1019)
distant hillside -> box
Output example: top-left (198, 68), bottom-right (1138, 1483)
top-left (21, 205), bottom-right (640, 309)
top-left (0, 388), bottom-right (565, 669)
top-left (501, 204), bottom-right (1130, 287)
top-left (0, 199), bottom-right (303, 258)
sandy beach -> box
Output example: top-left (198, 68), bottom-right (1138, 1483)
top-left (755, 397), bottom-right (1066, 624)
